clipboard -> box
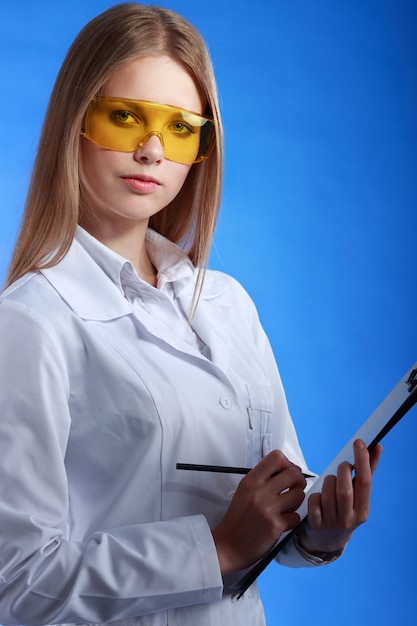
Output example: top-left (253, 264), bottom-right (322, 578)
top-left (231, 362), bottom-right (417, 598)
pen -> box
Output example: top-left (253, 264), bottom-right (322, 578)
top-left (176, 462), bottom-right (315, 479)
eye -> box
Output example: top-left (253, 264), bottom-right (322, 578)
top-left (169, 121), bottom-right (194, 135)
top-left (110, 110), bottom-right (139, 124)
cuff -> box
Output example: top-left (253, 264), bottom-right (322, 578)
top-left (292, 533), bottom-right (345, 565)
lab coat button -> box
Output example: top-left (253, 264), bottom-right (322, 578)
top-left (219, 395), bottom-right (232, 409)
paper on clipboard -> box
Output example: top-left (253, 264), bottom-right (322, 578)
top-left (293, 361), bottom-right (417, 511)
top-left (231, 362), bottom-right (417, 598)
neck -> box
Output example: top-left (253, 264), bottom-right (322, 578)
top-left (80, 217), bottom-right (157, 287)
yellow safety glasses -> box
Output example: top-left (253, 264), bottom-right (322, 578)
top-left (81, 96), bottom-right (215, 164)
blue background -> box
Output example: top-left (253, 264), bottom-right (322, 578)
top-left (1, 1), bottom-right (416, 624)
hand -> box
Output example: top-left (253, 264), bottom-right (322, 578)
top-left (212, 450), bottom-right (307, 574)
top-left (298, 439), bottom-right (383, 555)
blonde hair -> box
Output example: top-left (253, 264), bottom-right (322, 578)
top-left (6, 3), bottom-right (223, 292)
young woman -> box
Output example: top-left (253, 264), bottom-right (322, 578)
top-left (0, 4), bottom-right (381, 625)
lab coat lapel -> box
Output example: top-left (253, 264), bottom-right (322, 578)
top-left (40, 239), bottom-right (132, 320)
top-left (192, 299), bottom-right (231, 371)
top-left (174, 274), bottom-right (232, 372)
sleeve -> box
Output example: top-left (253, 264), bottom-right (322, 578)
top-left (0, 299), bottom-right (223, 625)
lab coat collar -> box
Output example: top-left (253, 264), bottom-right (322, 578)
top-left (40, 226), bottom-right (195, 321)
top-left (40, 227), bottom-right (231, 327)
top-left (41, 236), bottom-right (132, 321)
top-left (41, 229), bottom-right (233, 370)
top-left (74, 225), bottom-right (197, 295)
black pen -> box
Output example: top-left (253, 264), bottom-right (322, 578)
top-left (176, 462), bottom-right (315, 479)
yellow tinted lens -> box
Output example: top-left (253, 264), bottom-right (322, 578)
top-left (82, 98), bottom-right (215, 164)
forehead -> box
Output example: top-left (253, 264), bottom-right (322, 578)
top-left (103, 55), bottom-right (203, 114)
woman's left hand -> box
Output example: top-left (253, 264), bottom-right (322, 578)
top-left (298, 439), bottom-right (383, 555)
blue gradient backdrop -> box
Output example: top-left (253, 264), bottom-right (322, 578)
top-left (1, 2), bottom-right (416, 625)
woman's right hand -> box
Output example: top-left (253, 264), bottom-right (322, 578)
top-left (211, 450), bottom-right (306, 574)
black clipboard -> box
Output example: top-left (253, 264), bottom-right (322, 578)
top-left (231, 362), bottom-right (417, 598)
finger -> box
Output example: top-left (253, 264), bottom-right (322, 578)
top-left (272, 466), bottom-right (307, 493)
top-left (320, 474), bottom-right (338, 524)
top-left (250, 450), bottom-right (296, 482)
top-left (276, 486), bottom-right (305, 514)
top-left (279, 510), bottom-right (302, 534)
top-left (352, 439), bottom-right (372, 520)
top-left (247, 466), bottom-right (306, 502)
top-left (335, 460), bottom-right (354, 521)
top-left (307, 492), bottom-right (323, 530)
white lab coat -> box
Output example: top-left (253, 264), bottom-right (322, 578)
top-left (0, 227), bottom-right (318, 626)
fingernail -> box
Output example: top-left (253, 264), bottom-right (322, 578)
top-left (355, 439), bottom-right (365, 450)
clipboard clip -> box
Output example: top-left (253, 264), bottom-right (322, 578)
top-left (405, 368), bottom-right (417, 393)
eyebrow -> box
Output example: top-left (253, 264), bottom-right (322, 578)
top-left (97, 96), bottom-right (207, 121)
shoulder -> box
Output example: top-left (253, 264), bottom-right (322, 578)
top-left (201, 269), bottom-right (260, 321)
top-left (202, 269), bottom-right (254, 302)
top-left (0, 272), bottom-right (67, 342)
top-left (0, 274), bottom-right (71, 380)
top-left (1, 271), bottom-right (56, 312)
top-left (1, 271), bottom-right (65, 320)
top-left (1, 239), bottom-right (130, 322)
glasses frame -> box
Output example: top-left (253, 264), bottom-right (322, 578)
top-left (81, 96), bottom-right (216, 164)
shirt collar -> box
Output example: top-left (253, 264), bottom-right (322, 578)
top-left (75, 225), bottom-right (196, 296)
top-left (41, 224), bottom-right (232, 322)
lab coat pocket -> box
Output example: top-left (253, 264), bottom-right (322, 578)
top-left (246, 382), bottom-right (273, 468)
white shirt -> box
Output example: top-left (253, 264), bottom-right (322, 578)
top-left (0, 227), bottom-right (320, 626)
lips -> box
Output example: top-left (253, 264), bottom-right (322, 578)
top-left (121, 175), bottom-right (161, 193)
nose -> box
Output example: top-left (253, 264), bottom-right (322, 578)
top-left (133, 132), bottom-right (164, 164)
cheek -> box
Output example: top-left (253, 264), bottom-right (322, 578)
top-left (80, 141), bottom-right (119, 189)
top-left (170, 163), bottom-right (193, 192)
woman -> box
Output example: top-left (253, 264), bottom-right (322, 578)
top-left (0, 4), bottom-right (381, 625)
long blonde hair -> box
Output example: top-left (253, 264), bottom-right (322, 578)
top-left (5, 3), bottom-right (223, 291)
